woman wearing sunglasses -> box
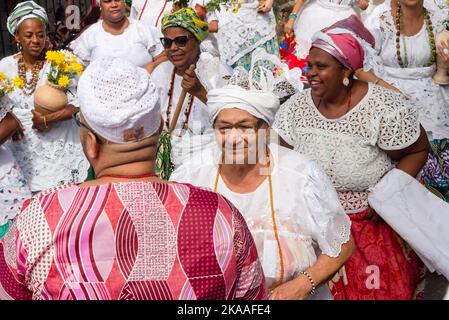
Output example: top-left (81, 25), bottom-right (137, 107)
top-left (151, 8), bottom-right (231, 179)
top-left (70, 0), bottom-right (167, 73)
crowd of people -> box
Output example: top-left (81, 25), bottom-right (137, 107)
top-left (0, 0), bottom-right (448, 300)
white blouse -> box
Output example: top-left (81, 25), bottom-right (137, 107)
top-left (70, 19), bottom-right (164, 68)
top-left (363, 1), bottom-right (449, 140)
top-left (170, 144), bottom-right (351, 299)
top-left (273, 84), bottom-right (421, 213)
top-left (0, 55), bottom-right (90, 192)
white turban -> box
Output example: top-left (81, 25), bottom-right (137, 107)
top-left (207, 85), bottom-right (280, 126)
top-left (78, 57), bottom-right (162, 143)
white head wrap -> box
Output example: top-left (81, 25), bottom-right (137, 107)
top-left (7, 1), bottom-right (48, 36)
top-left (78, 57), bottom-right (162, 144)
top-left (207, 48), bottom-right (303, 125)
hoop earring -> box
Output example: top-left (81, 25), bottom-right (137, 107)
top-left (16, 42), bottom-right (23, 52)
top-left (343, 77), bottom-right (350, 87)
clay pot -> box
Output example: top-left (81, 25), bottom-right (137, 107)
top-left (433, 29), bottom-right (449, 85)
top-left (34, 80), bottom-right (68, 115)
top-left (195, 4), bottom-right (206, 20)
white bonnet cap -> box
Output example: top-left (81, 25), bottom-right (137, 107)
top-left (78, 57), bottom-right (162, 143)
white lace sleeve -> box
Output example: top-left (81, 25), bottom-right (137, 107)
top-left (273, 93), bottom-right (302, 147)
top-left (303, 162), bottom-right (351, 258)
top-left (0, 96), bottom-right (13, 122)
top-left (377, 91), bottom-right (421, 151)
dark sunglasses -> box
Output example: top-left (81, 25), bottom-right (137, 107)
top-left (160, 35), bottom-right (191, 49)
top-left (73, 112), bottom-right (103, 144)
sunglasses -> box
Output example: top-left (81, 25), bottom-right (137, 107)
top-left (73, 112), bottom-right (103, 144)
top-left (160, 35), bottom-right (192, 49)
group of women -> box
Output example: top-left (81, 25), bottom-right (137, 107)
top-left (0, 0), bottom-right (449, 299)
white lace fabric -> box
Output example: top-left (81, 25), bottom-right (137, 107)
top-left (0, 55), bottom-right (90, 192)
top-left (363, 1), bottom-right (449, 139)
top-left (216, 1), bottom-right (277, 65)
top-left (273, 84), bottom-right (421, 212)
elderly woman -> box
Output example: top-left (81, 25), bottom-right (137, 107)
top-left (0, 96), bottom-right (31, 237)
top-left (171, 53), bottom-right (354, 300)
top-left (273, 15), bottom-right (430, 299)
top-left (70, 0), bottom-right (166, 72)
top-left (358, 0), bottom-right (449, 201)
top-left (151, 8), bottom-right (231, 179)
top-left (0, 1), bottom-right (89, 193)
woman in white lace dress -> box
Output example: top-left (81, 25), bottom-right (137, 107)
top-left (170, 61), bottom-right (353, 300)
top-left (214, 0), bottom-right (280, 71)
top-left (0, 1), bottom-right (90, 193)
top-left (284, 0), bottom-right (368, 59)
top-left (360, 0), bottom-right (449, 201)
top-left (0, 96), bottom-right (31, 238)
top-left (274, 15), bottom-right (430, 299)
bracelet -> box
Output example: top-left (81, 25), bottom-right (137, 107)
top-left (289, 13), bottom-right (298, 21)
top-left (300, 271), bottom-right (316, 295)
top-left (43, 115), bottom-right (48, 128)
top-left (373, 78), bottom-right (381, 85)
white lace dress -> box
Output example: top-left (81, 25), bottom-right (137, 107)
top-left (0, 55), bottom-right (90, 193)
top-left (215, 0), bottom-right (278, 68)
top-left (293, 0), bottom-right (358, 58)
top-left (273, 84), bottom-right (421, 213)
top-left (363, 1), bottom-right (449, 140)
top-left (70, 19), bottom-right (164, 68)
top-left (170, 143), bottom-right (351, 299)
top-left (0, 97), bottom-right (31, 228)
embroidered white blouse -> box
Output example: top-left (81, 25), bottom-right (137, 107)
top-left (170, 143), bottom-right (351, 299)
top-left (273, 84), bottom-right (421, 213)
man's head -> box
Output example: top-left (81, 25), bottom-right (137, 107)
top-left (77, 57), bottom-right (163, 175)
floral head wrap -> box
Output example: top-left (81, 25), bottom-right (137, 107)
top-left (161, 7), bottom-right (208, 42)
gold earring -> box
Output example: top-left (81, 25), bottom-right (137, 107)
top-left (16, 42), bottom-right (23, 52)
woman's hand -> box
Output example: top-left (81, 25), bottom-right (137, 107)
top-left (437, 40), bottom-right (449, 64)
top-left (358, 0), bottom-right (369, 10)
top-left (284, 19), bottom-right (295, 36)
top-left (182, 64), bottom-right (208, 104)
top-left (31, 110), bottom-right (50, 132)
top-left (257, 0), bottom-right (273, 13)
top-left (10, 113), bottom-right (25, 142)
top-left (269, 275), bottom-right (312, 300)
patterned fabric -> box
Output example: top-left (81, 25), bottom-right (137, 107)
top-left (161, 8), bottom-right (208, 42)
top-left (0, 181), bottom-right (266, 300)
top-left (422, 139), bottom-right (449, 202)
top-left (273, 84), bottom-right (421, 212)
top-left (6, 1), bottom-right (48, 36)
top-left (329, 209), bottom-right (425, 300)
top-left (231, 37), bottom-right (280, 72)
top-left (156, 130), bottom-right (174, 180)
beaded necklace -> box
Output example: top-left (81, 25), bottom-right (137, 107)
top-left (214, 155), bottom-right (285, 293)
top-left (395, 2), bottom-right (436, 68)
top-left (165, 69), bottom-right (195, 134)
top-left (17, 54), bottom-right (45, 96)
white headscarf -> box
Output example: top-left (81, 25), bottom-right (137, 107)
top-left (78, 57), bottom-right (162, 143)
top-left (6, 1), bottom-right (48, 36)
top-left (207, 85), bottom-right (280, 125)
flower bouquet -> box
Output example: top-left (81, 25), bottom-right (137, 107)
top-left (433, 14), bottom-right (449, 85)
top-left (279, 33), bottom-right (309, 83)
top-left (0, 72), bottom-right (23, 99)
top-left (34, 50), bottom-right (84, 115)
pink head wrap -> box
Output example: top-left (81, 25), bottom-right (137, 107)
top-left (311, 15), bottom-right (375, 72)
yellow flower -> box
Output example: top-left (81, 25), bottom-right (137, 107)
top-left (71, 62), bottom-right (84, 76)
top-left (0, 72), bottom-right (6, 81)
top-left (46, 50), bottom-right (65, 66)
top-left (58, 75), bottom-right (70, 88)
top-left (13, 76), bottom-right (24, 89)
top-left (62, 63), bottom-right (71, 73)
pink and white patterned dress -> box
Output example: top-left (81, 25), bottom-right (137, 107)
top-left (0, 181), bottom-right (266, 300)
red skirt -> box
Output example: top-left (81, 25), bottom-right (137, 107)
top-left (330, 209), bottom-right (425, 300)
